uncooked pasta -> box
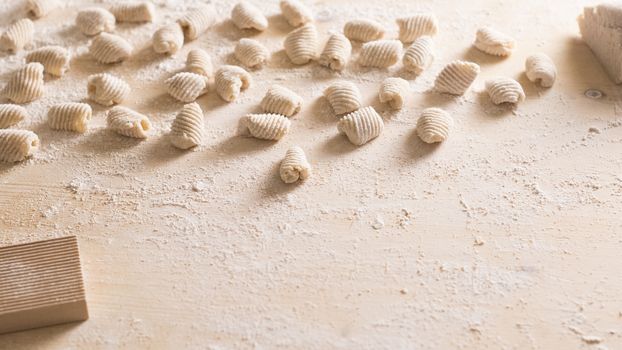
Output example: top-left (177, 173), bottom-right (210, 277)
top-left (87, 73), bottom-right (130, 106)
top-left (238, 113), bottom-right (291, 140)
top-left (280, 146), bottom-right (311, 183)
top-left (337, 106), bottom-right (384, 146)
top-left (2, 62), bottom-right (45, 104)
top-left (0, 18), bottom-right (34, 53)
top-left (0, 129), bottom-right (39, 163)
top-left (89, 32), bottom-right (132, 64)
top-left (106, 106), bottom-right (151, 138)
top-left (260, 85), bottom-right (303, 117)
top-left (283, 23), bottom-right (318, 65)
top-left (47, 103), bottom-right (92, 133)
top-left (214, 65), bottom-right (252, 102)
top-left (170, 102), bottom-right (204, 149)
top-left (25, 46), bottom-right (70, 77)
top-left (319, 33), bottom-right (351, 71)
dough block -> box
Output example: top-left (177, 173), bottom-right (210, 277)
top-left (579, 3), bottom-right (622, 83)
top-left (0, 236), bottom-right (88, 334)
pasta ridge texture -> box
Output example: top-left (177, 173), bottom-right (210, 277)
top-left (27, 0), bottom-right (58, 18)
top-left (474, 26), bottom-right (515, 57)
top-left (283, 23), bottom-right (318, 64)
top-left (280, 146), bottom-right (311, 183)
top-left (234, 38), bottom-right (269, 68)
top-left (319, 33), bottom-right (352, 71)
top-left (107, 106), bottom-right (151, 138)
top-left (323, 81), bottom-right (362, 115)
top-left (186, 49), bottom-right (213, 77)
top-left (76, 8), bottom-right (116, 36)
top-left (25, 46), bottom-right (70, 76)
top-left (89, 33), bottom-right (132, 64)
top-left (170, 102), bottom-right (204, 149)
top-left (110, 2), bottom-right (155, 22)
top-left (2, 62), bottom-right (45, 104)
top-left (214, 65), bottom-right (252, 102)
top-left (280, 0), bottom-right (313, 27)
top-left (87, 73), bottom-right (130, 106)
top-left (48, 102), bottom-right (92, 133)
top-left (359, 39), bottom-right (402, 68)
top-left (165, 72), bottom-right (209, 103)
top-left (231, 1), bottom-right (268, 31)
top-left (434, 60), bottom-right (480, 96)
top-left (525, 53), bottom-right (556, 87)
top-left (416, 107), bottom-right (453, 143)
top-left (238, 113), bottom-right (291, 140)
top-left (337, 106), bottom-right (384, 146)
top-left (152, 23), bottom-right (184, 55)
top-left (396, 14), bottom-right (438, 43)
top-left (260, 85), bottom-right (303, 117)
top-left (0, 18), bottom-right (34, 53)
top-left (403, 35), bottom-right (434, 74)
top-left (485, 77), bottom-right (525, 105)
top-left (344, 19), bottom-right (384, 42)
top-left (0, 104), bottom-right (28, 129)
top-left (379, 77), bottom-right (410, 109)
top-left (177, 4), bottom-right (216, 40)
top-left (0, 129), bottom-right (39, 162)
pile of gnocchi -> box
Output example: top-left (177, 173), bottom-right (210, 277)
top-left (0, 0), bottom-right (557, 185)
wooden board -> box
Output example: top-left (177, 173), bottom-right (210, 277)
top-left (1, 0), bottom-right (621, 348)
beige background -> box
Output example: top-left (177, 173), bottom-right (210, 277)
top-left (1, 0), bottom-right (622, 348)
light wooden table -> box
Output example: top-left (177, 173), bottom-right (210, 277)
top-left (1, 0), bottom-right (621, 348)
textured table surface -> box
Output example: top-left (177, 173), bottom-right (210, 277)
top-left (1, 0), bottom-right (621, 348)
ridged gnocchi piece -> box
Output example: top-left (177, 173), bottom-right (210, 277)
top-left (177, 4), bottom-right (216, 41)
top-left (0, 18), bottom-right (34, 53)
top-left (344, 19), bottom-right (384, 42)
top-left (110, 2), bottom-right (155, 23)
top-left (485, 77), bottom-right (525, 105)
top-left (0, 104), bottom-right (28, 129)
top-left (0, 129), bottom-right (39, 163)
top-left (323, 80), bottom-right (362, 115)
top-left (280, 146), bottom-right (311, 183)
top-left (87, 73), bottom-right (130, 106)
top-left (186, 49), bottom-right (213, 77)
top-left (337, 106), bottom-right (384, 146)
top-left (474, 26), bottom-right (515, 57)
top-left (106, 106), bottom-right (151, 138)
top-left (319, 33), bottom-right (351, 71)
top-left (214, 65), bottom-right (252, 102)
top-left (26, 0), bottom-right (58, 18)
top-left (238, 113), bottom-right (291, 140)
top-left (2, 63), bottom-right (45, 104)
top-left (165, 72), bottom-right (209, 103)
top-left (47, 102), bottom-right (92, 133)
top-left (170, 102), bottom-right (204, 149)
top-left (402, 35), bottom-right (434, 74)
top-left (76, 8), bottom-right (116, 36)
top-left (280, 0), bottom-right (313, 27)
top-left (231, 1), bottom-right (268, 31)
top-left (283, 23), bottom-right (318, 65)
top-left (152, 23), bottom-right (184, 55)
top-left (525, 53), bottom-right (556, 88)
top-left (379, 77), bottom-right (410, 109)
top-left (434, 60), bottom-right (480, 96)
top-left (396, 14), bottom-right (438, 43)
top-left (234, 38), bottom-right (269, 68)
top-left (25, 46), bottom-right (70, 77)
top-left (416, 107), bottom-right (452, 143)
top-left (89, 32), bottom-right (132, 64)
top-left (260, 85), bottom-right (303, 117)
top-left (358, 39), bottom-right (402, 68)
